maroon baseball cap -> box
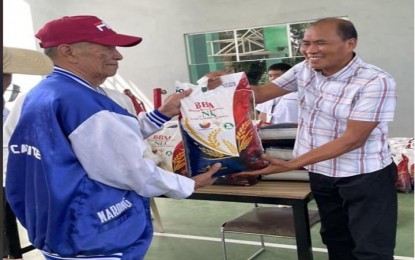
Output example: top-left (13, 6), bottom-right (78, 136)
top-left (35, 15), bottom-right (142, 48)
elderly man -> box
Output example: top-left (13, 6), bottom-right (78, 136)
top-left (5, 15), bottom-right (220, 260)
top-left (3, 46), bottom-right (53, 259)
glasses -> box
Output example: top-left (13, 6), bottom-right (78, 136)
top-left (4, 84), bottom-right (21, 102)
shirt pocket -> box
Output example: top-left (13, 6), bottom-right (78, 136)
top-left (317, 92), bottom-right (354, 120)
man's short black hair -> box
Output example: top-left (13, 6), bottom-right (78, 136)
top-left (313, 17), bottom-right (358, 41)
top-left (268, 63), bottom-right (292, 72)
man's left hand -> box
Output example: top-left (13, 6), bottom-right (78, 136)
top-left (158, 88), bottom-right (192, 118)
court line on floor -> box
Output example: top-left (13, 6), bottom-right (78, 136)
top-left (153, 232), bottom-right (414, 260)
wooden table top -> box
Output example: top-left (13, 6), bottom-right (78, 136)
top-left (193, 180), bottom-right (312, 200)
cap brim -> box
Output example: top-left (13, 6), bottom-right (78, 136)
top-left (3, 47), bottom-right (54, 75)
top-left (89, 34), bottom-right (143, 47)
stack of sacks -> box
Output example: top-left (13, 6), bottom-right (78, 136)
top-left (259, 123), bottom-right (309, 181)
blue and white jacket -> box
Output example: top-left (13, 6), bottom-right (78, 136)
top-left (5, 68), bottom-right (194, 259)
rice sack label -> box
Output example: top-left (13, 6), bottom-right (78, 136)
top-left (177, 72), bottom-right (268, 177)
top-left (146, 122), bottom-right (187, 176)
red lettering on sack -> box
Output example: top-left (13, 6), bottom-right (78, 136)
top-left (194, 102), bottom-right (214, 109)
top-left (151, 135), bottom-right (171, 141)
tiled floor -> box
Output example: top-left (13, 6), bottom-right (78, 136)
top-left (15, 192), bottom-right (414, 260)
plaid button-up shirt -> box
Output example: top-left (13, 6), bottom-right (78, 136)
top-left (273, 56), bottom-right (396, 177)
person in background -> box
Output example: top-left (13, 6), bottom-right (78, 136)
top-left (3, 46), bottom-right (53, 259)
top-left (255, 63), bottom-right (298, 124)
top-left (207, 17), bottom-right (397, 260)
top-left (5, 15), bottom-right (220, 260)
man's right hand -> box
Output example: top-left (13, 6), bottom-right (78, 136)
top-left (191, 163), bottom-right (222, 189)
top-left (205, 70), bottom-right (227, 90)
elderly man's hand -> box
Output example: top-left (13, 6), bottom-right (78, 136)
top-left (157, 88), bottom-right (192, 118)
top-left (192, 163), bottom-right (222, 189)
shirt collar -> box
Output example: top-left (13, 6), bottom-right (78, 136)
top-left (52, 66), bottom-right (99, 92)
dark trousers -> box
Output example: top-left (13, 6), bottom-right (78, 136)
top-left (3, 188), bottom-right (23, 259)
top-left (309, 163), bottom-right (398, 260)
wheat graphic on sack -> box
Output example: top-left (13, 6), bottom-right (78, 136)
top-left (183, 118), bottom-right (238, 157)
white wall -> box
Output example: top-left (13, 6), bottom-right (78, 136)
top-left (4, 0), bottom-right (414, 137)
top-left (3, 0), bottom-right (44, 109)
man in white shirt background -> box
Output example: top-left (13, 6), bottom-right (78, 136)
top-left (255, 63), bottom-right (298, 125)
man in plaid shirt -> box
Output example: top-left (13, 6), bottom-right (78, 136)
top-left (208, 17), bottom-right (397, 260)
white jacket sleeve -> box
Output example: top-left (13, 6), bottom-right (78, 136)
top-left (104, 87), bottom-right (165, 138)
top-left (69, 110), bottom-right (195, 199)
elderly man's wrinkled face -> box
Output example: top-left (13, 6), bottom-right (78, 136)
top-left (70, 42), bottom-right (123, 85)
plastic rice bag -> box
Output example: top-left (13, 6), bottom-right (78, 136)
top-left (389, 137), bottom-right (414, 192)
top-left (176, 72), bottom-right (268, 178)
top-left (146, 121), bottom-right (187, 176)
